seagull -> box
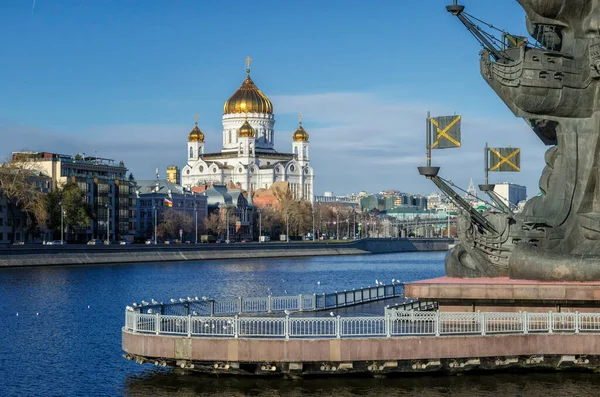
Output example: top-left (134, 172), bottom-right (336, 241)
top-left (317, 281), bottom-right (321, 286)
top-left (194, 296), bottom-right (199, 301)
top-left (36, 312), bottom-right (40, 316)
top-left (192, 311), bottom-right (198, 316)
top-left (141, 300), bottom-right (149, 306)
top-left (87, 305), bottom-right (91, 309)
top-left (16, 313), bottom-right (18, 316)
top-left (392, 279), bottom-right (395, 283)
top-left (202, 296), bottom-right (207, 301)
top-left (227, 319), bottom-right (233, 325)
top-left (211, 324), bottom-right (216, 329)
top-left (204, 323), bottom-right (210, 328)
top-left (284, 290), bottom-right (288, 295)
top-left (329, 312), bottom-right (335, 317)
top-left (147, 309), bottom-right (154, 314)
top-left (133, 302), bottom-right (139, 307)
top-left (170, 299), bottom-right (177, 303)
top-left (179, 298), bottom-right (186, 303)
top-left (284, 309), bottom-right (291, 315)
top-left (375, 279), bottom-right (379, 286)
top-left (187, 297), bottom-right (193, 302)
top-left (151, 299), bottom-right (158, 304)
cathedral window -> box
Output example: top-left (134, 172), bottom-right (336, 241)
top-left (199, 165), bottom-right (204, 172)
top-left (189, 147), bottom-right (194, 158)
top-left (303, 147), bottom-right (307, 158)
top-left (294, 147), bottom-right (298, 156)
top-left (290, 165), bottom-right (296, 172)
top-left (228, 130), bottom-right (232, 143)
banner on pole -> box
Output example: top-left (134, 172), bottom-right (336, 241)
top-left (430, 115), bottom-right (461, 149)
top-left (488, 147), bottom-right (521, 172)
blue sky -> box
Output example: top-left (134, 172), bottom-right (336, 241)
top-left (0, 0), bottom-right (546, 197)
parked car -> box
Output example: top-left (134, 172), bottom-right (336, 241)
top-left (51, 240), bottom-right (66, 245)
top-left (87, 239), bottom-right (103, 245)
top-left (145, 239), bottom-right (155, 245)
top-left (118, 240), bottom-right (130, 245)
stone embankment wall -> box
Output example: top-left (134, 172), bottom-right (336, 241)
top-left (0, 238), bottom-right (452, 268)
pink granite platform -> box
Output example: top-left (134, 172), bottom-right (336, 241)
top-left (405, 277), bottom-right (600, 313)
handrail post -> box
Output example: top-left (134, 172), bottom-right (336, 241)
top-left (548, 311), bottom-right (553, 334)
top-left (132, 312), bottom-right (138, 333)
top-left (575, 311), bottom-right (580, 334)
top-left (210, 301), bottom-right (215, 317)
top-left (322, 293), bottom-right (326, 309)
top-left (336, 316), bottom-right (341, 339)
top-left (335, 291), bottom-right (338, 308)
top-left (284, 315), bottom-right (290, 339)
top-left (386, 314), bottom-right (391, 338)
top-left (267, 295), bottom-right (272, 313)
top-left (234, 315), bottom-right (239, 338)
top-left (313, 293), bottom-right (317, 311)
top-left (435, 310), bottom-right (440, 337)
top-left (299, 294), bottom-right (303, 312)
top-left (155, 313), bottom-right (160, 335)
top-left (187, 315), bottom-right (192, 337)
top-left (238, 297), bottom-right (242, 315)
top-left (523, 311), bottom-right (528, 334)
top-left (480, 311), bottom-right (486, 336)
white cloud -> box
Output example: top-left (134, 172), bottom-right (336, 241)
top-left (1, 90), bottom-right (548, 197)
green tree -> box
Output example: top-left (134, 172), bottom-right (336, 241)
top-left (46, 182), bottom-right (90, 240)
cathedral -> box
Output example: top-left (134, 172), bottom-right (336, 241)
top-left (181, 59), bottom-right (314, 202)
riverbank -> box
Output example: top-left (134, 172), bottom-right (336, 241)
top-left (0, 238), bottom-right (451, 267)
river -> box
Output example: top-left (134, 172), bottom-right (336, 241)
top-left (1, 252), bottom-right (599, 396)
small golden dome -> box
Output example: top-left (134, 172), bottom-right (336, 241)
top-left (292, 122), bottom-right (309, 142)
top-left (238, 120), bottom-right (255, 138)
top-left (224, 73), bottom-right (273, 115)
top-left (188, 122), bottom-right (205, 142)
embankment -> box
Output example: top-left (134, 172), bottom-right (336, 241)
top-left (0, 238), bottom-right (451, 268)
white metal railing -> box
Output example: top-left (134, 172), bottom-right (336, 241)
top-left (130, 284), bottom-right (405, 317)
top-left (124, 310), bottom-right (600, 339)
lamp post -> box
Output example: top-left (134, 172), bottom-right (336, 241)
top-left (285, 209), bottom-right (289, 243)
top-left (105, 203), bottom-right (110, 244)
top-left (194, 201), bottom-right (198, 244)
top-left (226, 207), bottom-right (230, 243)
top-left (258, 209), bottom-right (262, 243)
top-left (59, 201), bottom-right (64, 245)
top-left (153, 204), bottom-right (157, 245)
top-left (312, 206), bottom-right (315, 241)
top-left (336, 212), bottom-right (339, 240)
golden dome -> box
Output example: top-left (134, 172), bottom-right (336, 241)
top-left (292, 122), bottom-right (309, 142)
top-left (238, 120), bottom-right (255, 138)
top-left (224, 72), bottom-right (273, 115)
top-left (188, 122), bottom-right (205, 142)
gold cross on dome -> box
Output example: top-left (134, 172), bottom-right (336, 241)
top-left (245, 56), bottom-right (252, 72)
top-left (299, 113), bottom-right (303, 124)
top-left (194, 113), bottom-right (198, 125)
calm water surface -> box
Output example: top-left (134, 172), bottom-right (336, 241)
top-left (0, 252), bottom-right (598, 396)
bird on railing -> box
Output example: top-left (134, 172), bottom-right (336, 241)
top-left (187, 297), bottom-right (193, 302)
top-left (141, 300), bottom-right (149, 306)
top-left (170, 299), bottom-right (177, 303)
top-left (194, 297), bottom-right (200, 301)
top-left (126, 306), bottom-right (133, 311)
top-left (151, 299), bottom-right (158, 305)
top-left (227, 319), bottom-right (233, 325)
top-left (132, 302), bottom-right (139, 307)
top-left (147, 309), bottom-right (154, 314)
top-left (211, 324), bottom-right (216, 329)
top-left (284, 309), bottom-right (290, 315)
top-left (375, 279), bottom-right (379, 286)
top-left (179, 298), bottom-right (186, 303)
top-left (317, 281), bottom-right (321, 286)
top-left (202, 296), bottom-right (207, 301)
top-left (204, 323), bottom-right (210, 328)
top-left (392, 279), bottom-right (395, 284)
top-left (330, 312), bottom-right (335, 317)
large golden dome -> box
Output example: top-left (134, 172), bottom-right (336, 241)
top-left (238, 120), bottom-right (255, 138)
top-left (188, 122), bottom-right (205, 142)
top-left (224, 72), bottom-right (273, 115)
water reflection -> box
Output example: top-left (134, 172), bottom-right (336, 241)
top-left (124, 369), bottom-right (600, 397)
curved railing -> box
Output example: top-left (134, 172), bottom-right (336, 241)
top-left (123, 309), bottom-right (600, 339)
top-left (128, 284), bottom-right (405, 317)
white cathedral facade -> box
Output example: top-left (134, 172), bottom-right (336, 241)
top-left (181, 62), bottom-right (314, 202)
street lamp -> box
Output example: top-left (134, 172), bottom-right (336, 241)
top-left (105, 203), bottom-right (110, 244)
top-left (194, 201), bottom-right (198, 244)
top-left (312, 206), bottom-right (315, 241)
top-left (258, 209), bottom-right (262, 243)
top-left (59, 201), bottom-right (64, 245)
top-left (336, 212), bottom-right (339, 240)
top-left (153, 203), bottom-right (157, 244)
top-left (226, 207), bottom-right (231, 243)
top-left (285, 209), bottom-right (289, 243)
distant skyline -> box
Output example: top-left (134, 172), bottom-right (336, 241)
top-left (0, 1), bottom-right (545, 197)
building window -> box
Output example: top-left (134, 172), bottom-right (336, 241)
top-left (199, 165), bottom-right (204, 172)
top-left (189, 147), bottom-right (194, 158)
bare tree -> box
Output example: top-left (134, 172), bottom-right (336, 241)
top-left (0, 159), bottom-right (48, 242)
top-left (157, 209), bottom-right (193, 240)
top-left (203, 213), bottom-right (224, 236)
